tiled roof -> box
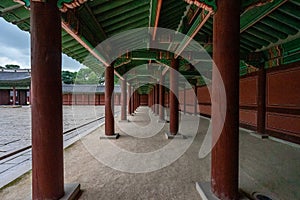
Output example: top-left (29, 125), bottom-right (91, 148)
top-left (0, 71), bottom-right (31, 85)
top-left (62, 84), bottom-right (121, 94)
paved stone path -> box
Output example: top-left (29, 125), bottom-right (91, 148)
top-left (0, 106), bottom-right (120, 188)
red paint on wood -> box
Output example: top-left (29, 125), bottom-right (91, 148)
top-left (211, 0), bottom-right (240, 199)
top-left (121, 79), bottom-right (127, 120)
top-left (240, 109), bottom-right (257, 126)
top-left (170, 58), bottom-right (179, 135)
top-left (140, 94), bottom-right (148, 105)
top-left (266, 112), bottom-right (300, 137)
top-left (199, 105), bottom-right (211, 116)
top-left (267, 67), bottom-right (300, 108)
top-left (159, 76), bottom-right (165, 120)
top-left (197, 85), bottom-right (211, 104)
top-left (105, 65), bottom-right (115, 136)
top-left (0, 90), bottom-right (10, 105)
top-left (31, 0), bottom-right (64, 198)
top-left (240, 76), bottom-right (258, 106)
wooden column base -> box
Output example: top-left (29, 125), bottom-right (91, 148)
top-left (196, 182), bottom-right (250, 200)
top-left (60, 183), bottom-right (81, 200)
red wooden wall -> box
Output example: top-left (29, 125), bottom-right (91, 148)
top-left (175, 62), bottom-right (300, 144)
top-left (265, 64), bottom-right (300, 143)
top-left (0, 90), bottom-right (10, 105)
top-left (140, 94), bottom-right (148, 105)
top-left (239, 73), bottom-right (258, 129)
top-left (62, 93), bottom-right (121, 106)
top-left (0, 89), bottom-right (29, 105)
top-left (197, 86), bottom-right (211, 117)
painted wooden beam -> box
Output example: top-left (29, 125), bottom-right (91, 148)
top-left (240, 0), bottom-right (288, 33)
top-left (174, 11), bottom-right (212, 58)
top-left (152, 0), bottom-right (162, 40)
top-left (62, 21), bottom-right (124, 80)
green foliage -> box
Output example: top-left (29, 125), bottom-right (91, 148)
top-left (5, 64), bottom-right (20, 69)
top-left (62, 68), bottom-right (119, 85)
top-left (74, 67), bottom-right (103, 85)
top-left (62, 71), bottom-right (77, 84)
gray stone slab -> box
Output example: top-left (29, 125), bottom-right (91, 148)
top-left (250, 132), bottom-right (268, 139)
top-left (100, 133), bottom-right (120, 139)
top-left (0, 145), bottom-right (16, 153)
top-left (158, 119), bottom-right (169, 123)
top-left (0, 160), bottom-right (31, 189)
top-left (0, 163), bottom-right (16, 174)
top-left (60, 183), bottom-right (81, 200)
top-left (118, 119), bottom-right (130, 123)
top-left (269, 136), bottom-right (300, 148)
top-left (165, 132), bottom-right (186, 139)
top-left (5, 155), bottom-right (30, 164)
top-left (196, 182), bottom-right (219, 200)
top-left (23, 150), bottom-right (32, 155)
top-left (196, 182), bottom-right (251, 200)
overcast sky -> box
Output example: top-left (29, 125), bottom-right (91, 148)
top-left (0, 18), bottom-right (82, 72)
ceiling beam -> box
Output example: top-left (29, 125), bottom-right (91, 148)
top-left (101, 7), bottom-right (149, 28)
top-left (152, 0), bottom-right (162, 40)
top-left (106, 18), bottom-right (149, 35)
top-left (97, 1), bottom-right (149, 22)
top-left (240, 0), bottom-right (288, 33)
top-left (176, 4), bottom-right (191, 32)
top-left (92, 0), bottom-right (134, 15)
top-left (83, 4), bottom-right (107, 40)
top-left (150, 0), bottom-right (157, 27)
top-left (61, 21), bottom-right (124, 80)
top-left (127, 75), bottom-right (158, 83)
top-left (0, 3), bottom-right (23, 14)
top-left (174, 10), bottom-right (212, 59)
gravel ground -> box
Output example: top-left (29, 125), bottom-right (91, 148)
top-left (0, 107), bottom-right (299, 200)
top-left (0, 106), bottom-right (120, 157)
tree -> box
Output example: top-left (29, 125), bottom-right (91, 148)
top-left (62, 71), bottom-right (77, 84)
top-left (5, 64), bottom-right (20, 69)
top-left (74, 68), bottom-right (101, 84)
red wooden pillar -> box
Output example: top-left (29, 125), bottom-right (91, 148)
top-left (257, 67), bottom-right (266, 135)
top-left (135, 91), bottom-right (138, 110)
top-left (137, 93), bottom-right (140, 108)
top-left (169, 58), bottom-right (179, 135)
top-left (152, 88), bottom-right (154, 111)
top-left (137, 91), bottom-right (139, 109)
top-left (148, 91), bottom-right (150, 108)
top-left (31, 0), bottom-right (64, 198)
top-left (153, 85), bottom-right (156, 114)
top-left (28, 86), bottom-right (31, 105)
top-left (150, 89), bottom-right (153, 110)
top-left (133, 90), bottom-right (135, 112)
top-left (12, 86), bottom-right (16, 105)
top-left (128, 84), bottom-right (131, 115)
top-left (105, 65), bottom-right (115, 136)
top-left (211, 0), bottom-right (240, 199)
top-left (133, 90), bottom-right (136, 111)
top-left (131, 87), bottom-right (134, 114)
top-left (152, 88), bottom-right (155, 112)
top-left (194, 85), bottom-right (198, 115)
top-left (121, 77), bottom-right (127, 120)
top-left (183, 85), bottom-right (186, 114)
top-left (133, 88), bottom-right (136, 113)
top-left (156, 84), bottom-right (159, 115)
top-left (159, 74), bottom-right (165, 121)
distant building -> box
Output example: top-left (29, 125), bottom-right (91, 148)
top-left (0, 69), bottom-right (121, 105)
top-left (0, 69), bottom-right (31, 105)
